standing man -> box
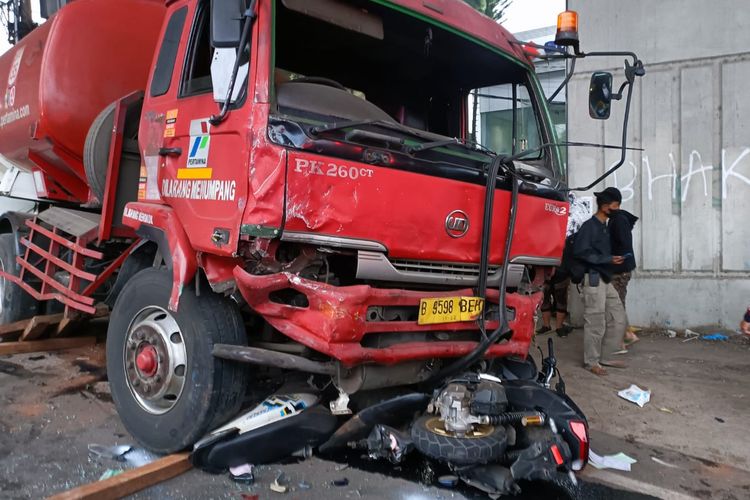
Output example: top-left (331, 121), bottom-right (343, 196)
top-left (572, 187), bottom-right (627, 376)
top-left (609, 203), bottom-right (640, 347)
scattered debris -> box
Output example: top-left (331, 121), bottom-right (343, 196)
top-left (715, 417), bottom-right (725, 423)
top-left (702, 333), bottom-right (728, 341)
top-left (270, 473), bottom-right (288, 493)
top-left (88, 443), bottom-right (158, 468)
top-left (240, 495), bottom-right (259, 500)
top-left (612, 349), bottom-right (629, 355)
top-left (666, 329), bottom-right (677, 338)
top-left (98, 469), bottom-right (123, 480)
top-left (437, 475), bottom-right (459, 488)
top-left (617, 385), bottom-right (651, 407)
top-left (298, 480), bottom-right (312, 490)
top-left (332, 477), bottom-right (350, 487)
top-left (683, 329), bottom-right (701, 342)
top-left (29, 355), bottom-right (46, 361)
top-left (659, 407), bottom-right (673, 414)
top-left (363, 425), bottom-right (414, 464)
top-left (588, 450), bottom-right (637, 471)
top-left (334, 463), bottom-right (349, 472)
top-left (229, 464), bottom-right (254, 484)
top-left (651, 456), bottom-right (679, 469)
top-left (88, 443), bottom-right (132, 461)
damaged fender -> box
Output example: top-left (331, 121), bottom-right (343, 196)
top-left (121, 202), bottom-right (197, 310)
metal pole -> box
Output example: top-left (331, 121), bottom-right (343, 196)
top-left (13, 0), bottom-right (18, 44)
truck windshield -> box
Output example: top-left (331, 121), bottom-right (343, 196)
top-left (271, 0), bottom-right (558, 179)
top-left (470, 83), bottom-right (543, 159)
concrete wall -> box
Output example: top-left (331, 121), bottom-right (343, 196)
top-left (567, 0), bottom-right (750, 329)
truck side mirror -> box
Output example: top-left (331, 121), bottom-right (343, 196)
top-left (589, 72), bottom-right (613, 120)
top-left (211, 0), bottom-right (242, 48)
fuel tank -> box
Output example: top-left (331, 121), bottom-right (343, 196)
top-left (0, 0), bottom-right (165, 203)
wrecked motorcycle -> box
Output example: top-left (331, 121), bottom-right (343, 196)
top-left (192, 338), bottom-right (588, 498)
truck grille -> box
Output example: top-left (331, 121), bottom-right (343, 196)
top-left (389, 259), bottom-right (501, 278)
top-left (356, 251), bottom-right (523, 288)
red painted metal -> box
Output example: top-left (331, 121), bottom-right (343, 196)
top-left (285, 150), bottom-right (568, 264)
top-left (0, 0), bottom-right (165, 203)
top-left (25, 220), bottom-right (103, 259)
top-left (99, 91), bottom-right (145, 243)
top-left (136, 345), bottom-right (159, 376)
top-left (1, 274), bottom-right (97, 315)
top-left (121, 202), bottom-right (197, 310)
top-left (233, 268), bottom-right (539, 367)
top-left (19, 237), bottom-right (98, 282)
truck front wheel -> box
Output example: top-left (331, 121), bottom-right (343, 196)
top-left (107, 268), bottom-right (248, 453)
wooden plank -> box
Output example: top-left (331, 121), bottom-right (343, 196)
top-left (55, 316), bottom-right (80, 337)
top-left (21, 313), bottom-right (64, 341)
top-left (0, 317), bottom-right (33, 337)
top-left (0, 336), bottom-right (96, 355)
top-left (47, 453), bottom-right (191, 500)
top-left (55, 304), bottom-right (108, 337)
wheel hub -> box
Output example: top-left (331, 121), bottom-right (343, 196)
top-left (425, 416), bottom-right (494, 439)
top-left (136, 345), bottom-right (158, 377)
top-left (124, 307), bottom-right (187, 415)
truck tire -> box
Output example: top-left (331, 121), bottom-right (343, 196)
top-left (83, 102), bottom-right (116, 203)
top-left (0, 234), bottom-right (37, 325)
top-left (107, 268), bottom-right (248, 453)
top-left (411, 415), bottom-right (507, 465)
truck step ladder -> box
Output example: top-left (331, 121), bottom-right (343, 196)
top-left (1, 207), bottom-right (129, 316)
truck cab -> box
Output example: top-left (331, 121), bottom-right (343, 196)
top-left (112, 0), bottom-right (572, 452)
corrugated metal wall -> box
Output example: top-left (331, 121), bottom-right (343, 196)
top-left (567, 0), bottom-right (750, 327)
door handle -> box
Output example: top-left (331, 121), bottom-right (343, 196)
top-left (158, 147), bottom-right (183, 157)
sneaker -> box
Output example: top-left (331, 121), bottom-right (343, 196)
top-left (556, 325), bottom-right (573, 337)
top-left (536, 326), bottom-right (552, 335)
top-left (589, 364), bottom-right (608, 376)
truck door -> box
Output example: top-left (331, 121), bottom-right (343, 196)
top-left (141, 0), bottom-right (255, 256)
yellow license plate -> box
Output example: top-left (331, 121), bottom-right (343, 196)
top-left (418, 297), bottom-right (484, 325)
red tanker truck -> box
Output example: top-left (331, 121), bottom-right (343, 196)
top-left (0, 0), bottom-right (643, 494)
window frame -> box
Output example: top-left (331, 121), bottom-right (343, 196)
top-left (179, 0), bottom-right (214, 98)
top-left (150, 6), bottom-right (188, 98)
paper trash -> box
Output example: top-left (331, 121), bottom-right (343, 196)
top-left (618, 384), bottom-right (651, 407)
top-left (589, 450), bottom-right (637, 471)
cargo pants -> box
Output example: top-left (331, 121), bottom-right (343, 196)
top-left (582, 273), bottom-right (627, 368)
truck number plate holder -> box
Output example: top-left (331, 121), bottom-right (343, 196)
top-left (417, 297), bottom-right (484, 325)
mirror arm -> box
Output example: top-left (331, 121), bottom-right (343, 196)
top-left (210, 0), bottom-right (257, 126)
top-left (610, 79), bottom-right (629, 101)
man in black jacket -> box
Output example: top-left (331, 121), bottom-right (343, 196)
top-left (609, 206), bottom-right (640, 347)
top-left (573, 187), bottom-right (627, 376)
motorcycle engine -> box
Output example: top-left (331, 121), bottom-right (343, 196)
top-left (432, 375), bottom-right (508, 436)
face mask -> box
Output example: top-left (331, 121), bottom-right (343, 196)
top-left (606, 208), bottom-right (619, 218)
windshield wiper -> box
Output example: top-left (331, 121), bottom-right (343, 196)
top-left (310, 118), bottom-right (492, 158)
top-left (405, 137), bottom-right (493, 157)
top-left (310, 119), bottom-right (380, 135)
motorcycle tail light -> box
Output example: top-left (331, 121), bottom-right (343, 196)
top-left (569, 420), bottom-right (589, 468)
top-left (550, 444), bottom-right (564, 465)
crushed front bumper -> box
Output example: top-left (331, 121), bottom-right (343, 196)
top-left (233, 268), bottom-right (541, 367)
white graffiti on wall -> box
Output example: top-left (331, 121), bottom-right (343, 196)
top-left (606, 147), bottom-right (750, 202)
